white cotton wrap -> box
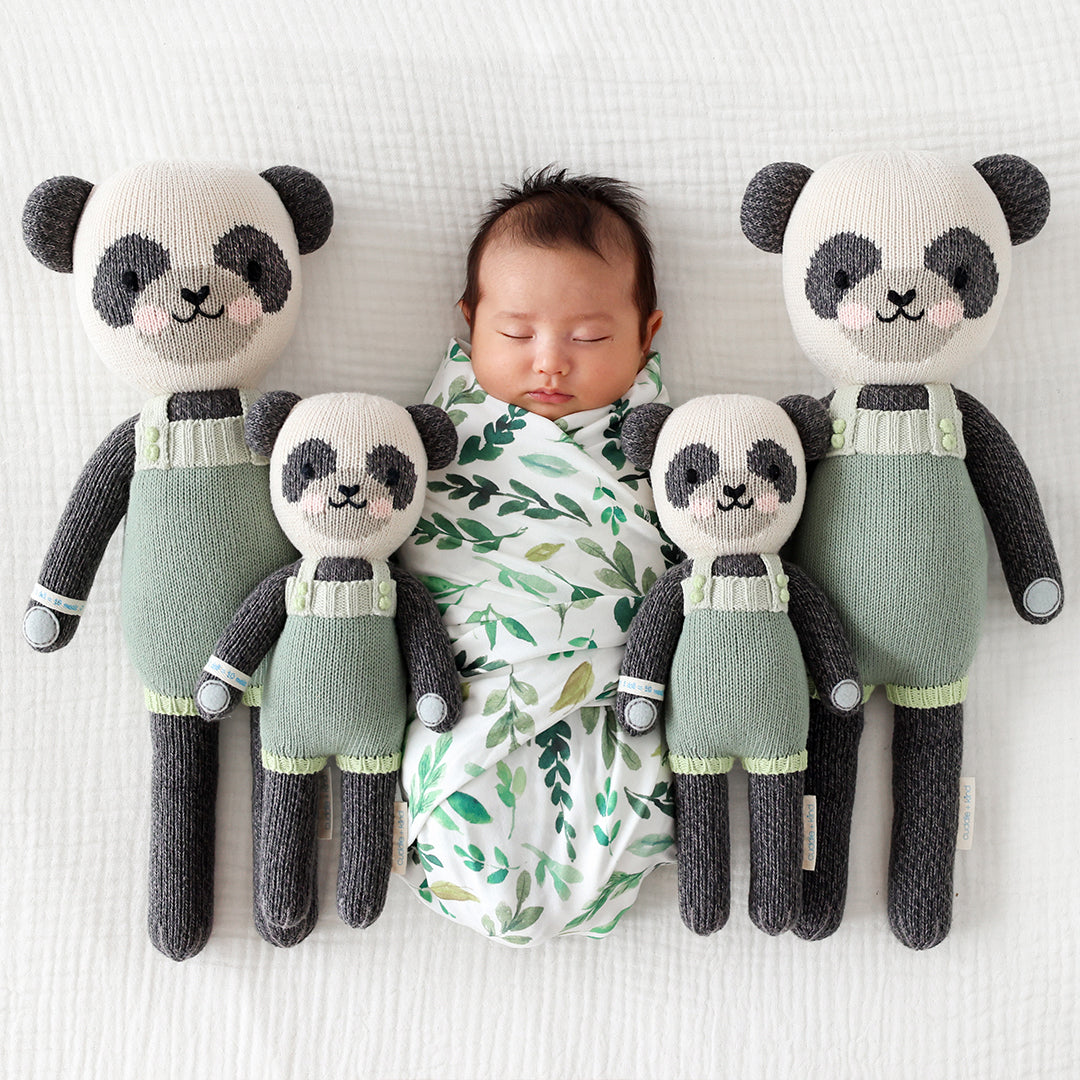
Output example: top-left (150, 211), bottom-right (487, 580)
top-left (398, 341), bottom-right (676, 945)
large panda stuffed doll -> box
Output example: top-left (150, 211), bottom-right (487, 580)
top-left (741, 150), bottom-right (1063, 948)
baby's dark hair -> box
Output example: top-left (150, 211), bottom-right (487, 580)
top-left (460, 166), bottom-right (658, 339)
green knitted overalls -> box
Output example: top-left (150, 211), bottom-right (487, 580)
top-left (667, 553), bottom-right (809, 776)
top-left (121, 392), bottom-right (296, 715)
top-left (259, 558), bottom-right (407, 775)
top-left (792, 383), bottom-right (988, 708)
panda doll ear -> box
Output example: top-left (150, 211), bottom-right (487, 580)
top-left (741, 162), bottom-right (814, 254)
top-left (260, 166), bottom-right (334, 255)
top-left (245, 390), bottom-right (303, 456)
top-left (406, 404), bottom-right (457, 470)
top-left (620, 403), bottom-right (673, 469)
top-left (23, 175), bottom-right (95, 273)
top-left (972, 155), bottom-right (1050, 245)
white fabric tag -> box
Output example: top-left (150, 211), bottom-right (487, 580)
top-left (391, 802), bottom-right (409, 874)
top-left (618, 675), bottom-right (665, 701)
top-left (957, 777), bottom-right (976, 850)
top-left (802, 795), bottom-right (817, 871)
top-left (203, 655), bottom-right (253, 690)
top-left (31, 582), bottom-right (86, 617)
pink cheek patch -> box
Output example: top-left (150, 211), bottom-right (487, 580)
top-left (756, 491), bottom-right (779, 514)
top-left (227, 295), bottom-right (263, 326)
top-left (928, 299), bottom-right (964, 329)
top-left (837, 301), bottom-right (874, 331)
top-left (132, 304), bottom-right (170, 335)
top-left (689, 496), bottom-right (713, 520)
top-left (301, 492), bottom-right (327, 516)
top-left (369, 497), bottom-right (394, 520)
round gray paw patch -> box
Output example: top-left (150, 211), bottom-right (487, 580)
top-left (1023, 578), bottom-right (1061, 618)
top-left (24, 606), bottom-right (60, 648)
top-left (625, 698), bottom-right (657, 732)
top-left (197, 680), bottom-right (231, 715)
top-left (417, 693), bottom-right (448, 728)
top-left (831, 679), bottom-right (863, 711)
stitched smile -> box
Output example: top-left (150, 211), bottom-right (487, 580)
top-left (328, 496), bottom-right (368, 510)
top-left (875, 307), bottom-right (925, 323)
top-left (717, 497), bottom-right (755, 511)
top-left (172, 305), bottom-right (226, 323)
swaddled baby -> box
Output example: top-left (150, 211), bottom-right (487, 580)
top-left (399, 169), bottom-right (675, 943)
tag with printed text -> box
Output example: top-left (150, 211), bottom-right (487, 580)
top-left (802, 795), bottom-right (817, 871)
top-left (957, 777), bottom-right (976, 850)
top-left (391, 801), bottom-right (409, 874)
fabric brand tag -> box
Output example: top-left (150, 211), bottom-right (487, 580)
top-left (317, 768), bottom-right (333, 840)
top-left (957, 777), bottom-right (976, 850)
top-left (391, 801), bottom-right (409, 874)
top-left (802, 795), bottom-right (817, 871)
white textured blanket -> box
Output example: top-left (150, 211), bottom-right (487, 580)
top-left (398, 341), bottom-right (676, 943)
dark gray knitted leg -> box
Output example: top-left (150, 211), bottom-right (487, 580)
top-left (794, 697), bottom-right (864, 941)
top-left (748, 771), bottom-right (804, 935)
top-left (257, 770), bottom-right (320, 948)
top-left (674, 772), bottom-right (730, 935)
top-left (248, 708), bottom-right (273, 943)
top-left (148, 711), bottom-right (218, 961)
top-left (337, 771), bottom-right (395, 928)
top-left (888, 702), bottom-right (963, 950)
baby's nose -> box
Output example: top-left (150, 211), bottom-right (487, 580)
top-left (534, 343), bottom-right (570, 375)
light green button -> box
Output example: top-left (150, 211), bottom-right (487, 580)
top-left (146, 427), bottom-right (160, 443)
top-left (939, 418), bottom-right (955, 434)
top-left (378, 597), bottom-right (392, 612)
top-left (779, 588), bottom-right (790, 603)
top-left (145, 445), bottom-right (160, 462)
top-left (831, 433), bottom-right (846, 449)
top-left (832, 418), bottom-right (846, 434)
top-left (775, 573), bottom-right (789, 587)
top-left (942, 434), bottom-right (957, 452)
top-left (379, 581), bottom-right (392, 596)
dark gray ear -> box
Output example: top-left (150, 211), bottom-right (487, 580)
top-left (245, 390), bottom-right (302, 456)
top-left (620, 403), bottom-right (673, 469)
top-left (973, 155), bottom-right (1050, 245)
top-left (778, 394), bottom-right (831, 462)
top-left (406, 404), bottom-right (457, 470)
top-left (260, 166), bottom-right (334, 254)
top-left (23, 176), bottom-right (94, 273)
top-left (741, 162), bottom-right (814, 254)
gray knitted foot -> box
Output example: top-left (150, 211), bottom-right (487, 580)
top-left (748, 771), bottom-right (804, 935)
top-left (248, 709), bottom-right (275, 944)
top-left (794, 697), bottom-right (864, 941)
top-left (147, 711), bottom-right (218, 961)
top-left (674, 772), bottom-right (730, 935)
top-left (257, 770), bottom-right (320, 948)
top-left (337, 771), bottom-right (395, 928)
top-left (888, 703), bottom-right (963, 950)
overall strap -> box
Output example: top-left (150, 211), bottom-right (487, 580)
top-left (134, 395), bottom-right (171, 471)
top-left (285, 557), bottom-right (398, 618)
top-left (683, 556), bottom-right (788, 614)
top-left (925, 383), bottom-right (966, 459)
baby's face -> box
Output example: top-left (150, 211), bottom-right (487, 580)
top-left (466, 237), bottom-right (661, 421)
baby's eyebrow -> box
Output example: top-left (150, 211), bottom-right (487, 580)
top-left (493, 311), bottom-right (616, 323)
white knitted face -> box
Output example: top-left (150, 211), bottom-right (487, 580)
top-left (72, 162), bottom-right (302, 394)
top-left (271, 394), bottom-right (427, 560)
top-left (652, 395), bottom-right (805, 559)
top-left (781, 151), bottom-right (1013, 385)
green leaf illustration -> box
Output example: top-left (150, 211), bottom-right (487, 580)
top-left (526, 542), bottom-right (564, 562)
top-left (521, 453), bottom-right (578, 477)
top-left (447, 791), bottom-right (492, 824)
top-left (428, 881), bottom-right (479, 902)
top-left (552, 661), bottom-right (595, 712)
top-left (627, 834), bottom-right (675, 857)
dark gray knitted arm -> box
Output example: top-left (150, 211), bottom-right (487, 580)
top-left (955, 388), bottom-right (1063, 623)
top-left (783, 560), bottom-right (862, 715)
top-left (392, 566), bottom-right (462, 733)
top-left (194, 561), bottom-right (296, 719)
top-left (23, 415), bottom-right (137, 652)
top-left (616, 561), bottom-right (690, 735)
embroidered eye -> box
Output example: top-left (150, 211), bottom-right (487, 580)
top-left (952, 266), bottom-right (969, 290)
top-left (833, 269), bottom-right (851, 290)
top-left (300, 462), bottom-right (317, 480)
top-left (246, 259), bottom-right (263, 283)
top-left (768, 463), bottom-right (782, 482)
top-left (385, 467), bottom-right (401, 488)
top-left (685, 467), bottom-right (699, 486)
top-left (121, 270), bottom-right (141, 292)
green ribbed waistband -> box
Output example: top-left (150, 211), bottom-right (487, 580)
top-left (669, 750), bottom-right (807, 776)
top-left (261, 751), bottom-right (402, 775)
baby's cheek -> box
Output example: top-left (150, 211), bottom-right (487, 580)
top-left (369, 496), bottom-right (394, 520)
top-left (755, 491), bottom-right (779, 514)
top-left (837, 300), bottom-right (874, 331)
top-left (227, 295), bottom-right (263, 326)
top-left (301, 491), bottom-right (327, 516)
top-left (132, 303), bottom-right (170, 335)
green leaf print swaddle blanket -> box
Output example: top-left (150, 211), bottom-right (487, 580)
top-left (398, 341), bottom-right (676, 944)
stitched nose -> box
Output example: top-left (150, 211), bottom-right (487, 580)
top-left (887, 288), bottom-right (917, 308)
top-left (722, 483), bottom-right (747, 500)
top-left (338, 484), bottom-right (361, 498)
top-left (181, 285), bottom-right (211, 306)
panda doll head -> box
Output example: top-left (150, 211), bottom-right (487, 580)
top-left (23, 160), bottom-right (333, 394)
top-left (741, 150), bottom-right (1050, 386)
top-left (251, 392), bottom-right (456, 562)
top-left (627, 394), bottom-right (806, 561)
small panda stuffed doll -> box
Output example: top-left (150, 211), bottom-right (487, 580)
top-left (195, 392), bottom-right (462, 945)
top-left (616, 395), bottom-right (860, 936)
top-left (21, 162), bottom-right (333, 960)
top-left (741, 150), bottom-right (1064, 948)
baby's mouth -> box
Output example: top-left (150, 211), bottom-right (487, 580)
top-left (528, 387), bottom-right (572, 403)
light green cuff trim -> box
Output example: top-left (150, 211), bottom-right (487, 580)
top-left (262, 752), bottom-right (328, 775)
top-left (886, 677), bottom-right (968, 709)
top-left (336, 752), bottom-right (402, 775)
top-left (145, 685), bottom-right (262, 716)
top-left (809, 680), bottom-right (874, 705)
top-left (669, 754), bottom-right (734, 775)
top-left (743, 751), bottom-right (808, 775)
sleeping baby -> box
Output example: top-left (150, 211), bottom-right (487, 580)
top-left (398, 168), bottom-right (676, 943)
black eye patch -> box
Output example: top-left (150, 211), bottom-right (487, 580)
top-left (92, 233), bottom-right (172, 328)
top-left (747, 439), bottom-right (796, 503)
top-left (282, 438), bottom-right (337, 502)
top-left (805, 233), bottom-right (882, 318)
top-left (665, 443), bottom-right (721, 508)
top-left (924, 227), bottom-right (999, 318)
top-left (213, 225), bottom-right (293, 314)
top-left (367, 445), bottom-right (417, 510)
